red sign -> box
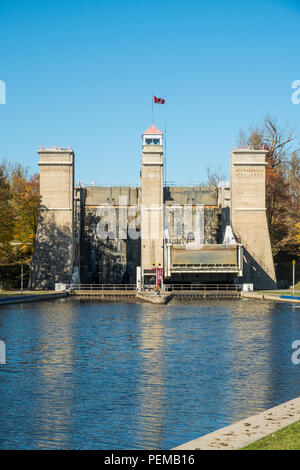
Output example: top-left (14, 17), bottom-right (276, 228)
top-left (156, 268), bottom-right (163, 285)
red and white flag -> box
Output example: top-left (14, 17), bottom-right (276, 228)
top-left (154, 96), bottom-right (165, 104)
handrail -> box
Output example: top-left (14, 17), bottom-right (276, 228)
top-left (164, 284), bottom-right (242, 292)
top-left (232, 145), bottom-right (269, 151)
top-left (70, 284), bottom-right (136, 291)
top-left (69, 283), bottom-right (241, 292)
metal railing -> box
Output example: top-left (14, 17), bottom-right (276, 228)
top-left (70, 284), bottom-right (136, 291)
top-left (75, 183), bottom-right (140, 188)
top-left (165, 181), bottom-right (210, 187)
top-left (164, 284), bottom-right (242, 292)
top-left (69, 283), bottom-right (241, 293)
top-left (232, 145), bottom-right (269, 151)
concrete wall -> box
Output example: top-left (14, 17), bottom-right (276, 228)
top-left (79, 184), bottom-right (220, 284)
top-left (85, 186), bottom-right (139, 206)
top-left (165, 206), bottom-right (221, 245)
top-left (164, 186), bottom-right (218, 206)
top-left (80, 186), bottom-right (140, 284)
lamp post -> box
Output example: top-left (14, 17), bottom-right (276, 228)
top-left (20, 264), bottom-right (24, 295)
top-left (292, 260), bottom-right (296, 297)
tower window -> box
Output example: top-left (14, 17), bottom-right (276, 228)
top-left (145, 138), bottom-right (160, 145)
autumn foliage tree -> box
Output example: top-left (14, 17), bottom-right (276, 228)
top-left (237, 115), bottom-right (300, 259)
top-left (0, 161), bottom-right (40, 266)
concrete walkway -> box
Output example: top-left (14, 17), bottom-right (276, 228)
top-left (173, 396), bottom-right (300, 450)
top-left (242, 291), bottom-right (300, 304)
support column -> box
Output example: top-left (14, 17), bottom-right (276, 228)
top-left (29, 147), bottom-right (74, 289)
top-left (140, 125), bottom-right (164, 284)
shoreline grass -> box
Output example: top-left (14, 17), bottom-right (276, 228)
top-left (0, 291), bottom-right (56, 297)
top-left (241, 420), bottom-right (300, 450)
top-left (258, 291), bottom-right (300, 296)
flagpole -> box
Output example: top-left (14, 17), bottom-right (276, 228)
top-left (152, 93), bottom-right (154, 124)
top-left (164, 121), bottom-right (167, 186)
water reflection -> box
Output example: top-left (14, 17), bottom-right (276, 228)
top-left (0, 298), bottom-right (300, 449)
top-left (223, 299), bottom-right (274, 422)
top-left (34, 301), bottom-right (75, 448)
top-left (135, 305), bottom-right (166, 449)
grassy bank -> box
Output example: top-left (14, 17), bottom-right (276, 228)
top-left (242, 420), bottom-right (300, 450)
top-left (258, 291), bottom-right (300, 296)
top-left (0, 291), bottom-right (56, 297)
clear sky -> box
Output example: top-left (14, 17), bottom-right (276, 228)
top-left (0, 0), bottom-right (300, 185)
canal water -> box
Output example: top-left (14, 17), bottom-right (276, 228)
top-left (0, 297), bottom-right (300, 449)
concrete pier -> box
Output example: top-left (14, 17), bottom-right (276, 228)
top-left (136, 291), bottom-right (173, 304)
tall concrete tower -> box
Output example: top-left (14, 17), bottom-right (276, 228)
top-left (230, 148), bottom-right (276, 288)
top-left (140, 125), bottom-right (164, 284)
top-left (30, 147), bottom-right (75, 289)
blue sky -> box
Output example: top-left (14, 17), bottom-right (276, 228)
top-left (0, 0), bottom-right (300, 185)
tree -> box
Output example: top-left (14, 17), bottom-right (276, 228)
top-left (9, 165), bottom-right (40, 263)
top-left (263, 115), bottom-right (297, 169)
top-left (206, 165), bottom-right (227, 189)
top-left (237, 115), bottom-right (300, 257)
top-left (265, 167), bottom-right (290, 255)
top-left (296, 223), bottom-right (300, 254)
top-left (0, 163), bottom-right (13, 261)
top-left (0, 160), bottom-right (40, 266)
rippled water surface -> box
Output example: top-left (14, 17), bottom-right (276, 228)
top-left (0, 297), bottom-right (300, 449)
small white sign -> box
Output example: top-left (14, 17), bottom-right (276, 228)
top-left (136, 266), bottom-right (142, 291)
top-left (55, 283), bottom-right (66, 291)
top-left (0, 340), bottom-right (6, 364)
top-left (242, 283), bottom-right (253, 291)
